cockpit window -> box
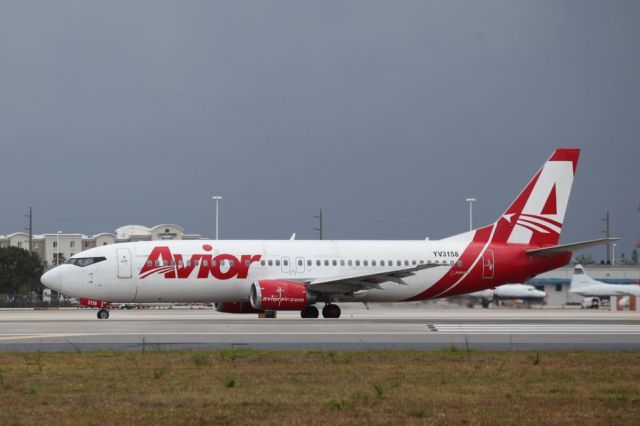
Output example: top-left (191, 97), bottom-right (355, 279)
top-left (66, 257), bottom-right (107, 267)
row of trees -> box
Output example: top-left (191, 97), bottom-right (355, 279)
top-left (574, 249), bottom-right (639, 266)
top-left (0, 247), bottom-right (44, 295)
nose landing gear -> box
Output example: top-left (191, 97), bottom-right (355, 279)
top-left (97, 309), bottom-right (110, 320)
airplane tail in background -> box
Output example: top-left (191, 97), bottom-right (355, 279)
top-left (570, 264), bottom-right (595, 290)
top-left (491, 148), bottom-right (580, 246)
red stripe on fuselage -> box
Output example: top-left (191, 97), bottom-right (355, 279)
top-left (404, 224), bottom-right (494, 301)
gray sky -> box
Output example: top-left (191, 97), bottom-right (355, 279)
top-left (1, 1), bottom-right (638, 260)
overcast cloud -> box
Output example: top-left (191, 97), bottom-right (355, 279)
top-left (0, 1), bottom-right (638, 260)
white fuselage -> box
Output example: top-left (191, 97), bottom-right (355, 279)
top-left (569, 267), bottom-right (640, 298)
top-left (467, 284), bottom-right (546, 300)
top-left (43, 237), bottom-right (475, 304)
top-left (570, 283), bottom-right (640, 298)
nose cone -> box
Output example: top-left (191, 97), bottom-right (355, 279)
top-left (41, 267), bottom-right (64, 293)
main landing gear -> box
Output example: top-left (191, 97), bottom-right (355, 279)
top-left (97, 309), bottom-right (110, 320)
top-left (300, 305), bottom-right (319, 318)
top-left (322, 304), bottom-right (341, 319)
top-left (300, 304), bottom-right (342, 319)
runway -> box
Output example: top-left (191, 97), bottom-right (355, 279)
top-left (1, 306), bottom-right (639, 351)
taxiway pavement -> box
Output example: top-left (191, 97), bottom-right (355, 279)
top-left (1, 306), bottom-right (639, 351)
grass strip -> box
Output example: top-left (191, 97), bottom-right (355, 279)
top-left (0, 349), bottom-right (639, 424)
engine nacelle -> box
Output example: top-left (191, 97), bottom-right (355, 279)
top-left (250, 280), bottom-right (313, 310)
top-left (213, 301), bottom-right (263, 314)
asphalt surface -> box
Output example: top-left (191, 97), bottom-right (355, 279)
top-left (1, 306), bottom-right (639, 351)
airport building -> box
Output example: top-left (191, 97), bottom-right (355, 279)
top-left (0, 224), bottom-right (202, 268)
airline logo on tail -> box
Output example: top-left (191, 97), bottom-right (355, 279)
top-left (495, 148), bottom-right (580, 246)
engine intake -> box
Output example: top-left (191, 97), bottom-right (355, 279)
top-left (250, 280), bottom-right (313, 310)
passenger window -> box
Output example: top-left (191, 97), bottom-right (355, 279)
top-left (355, 260), bottom-right (360, 266)
top-left (211, 260), bottom-right (217, 267)
top-left (260, 260), bottom-right (265, 266)
top-left (268, 260), bottom-right (273, 266)
top-left (348, 260), bottom-right (353, 266)
top-left (307, 260), bottom-right (312, 266)
top-left (457, 261), bottom-right (463, 267)
top-left (275, 260), bottom-right (280, 266)
top-left (245, 260), bottom-right (251, 266)
top-left (380, 260), bottom-right (385, 266)
top-left (316, 260), bottom-right (321, 266)
top-left (419, 260), bottom-right (424, 264)
top-left (155, 260), bottom-right (161, 267)
top-left (298, 259), bottom-right (303, 266)
top-left (186, 260), bottom-right (191, 267)
top-left (163, 260), bottom-right (169, 267)
top-left (147, 260), bottom-right (152, 267)
top-left (404, 260), bottom-right (409, 266)
top-left (363, 260), bottom-right (368, 266)
top-left (203, 260), bottom-right (209, 267)
top-left (283, 259), bottom-right (288, 266)
top-left (372, 260), bottom-right (376, 266)
top-left (397, 260), bottom-right (401, 266)
top-left (324, 260), bottom-right (329, 266)
top-left (340, 260), bottom-right (345, 266)
top-left (412, 260), bottom-right (417, 265)
top-left (332, 260), bottom-right (337, 266)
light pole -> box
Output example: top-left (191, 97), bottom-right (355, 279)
top-left (612, 243), bottom-right (617, 267)
top-left (466, 198), bottom-right (476, 231)
top-left (56, 231), bottom-right (62, 266)
top-left (212, 196), bottom-right (223, 240)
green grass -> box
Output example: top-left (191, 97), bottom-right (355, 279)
top-left (0, 349), bottom-right (639, 424)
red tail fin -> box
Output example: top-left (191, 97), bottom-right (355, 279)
top-left (492, 148), bottom-right (580, 246)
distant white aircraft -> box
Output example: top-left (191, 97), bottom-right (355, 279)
top-left (464, 284), bottom-right (546, 308)
top-left (569, 265), bottom-right (640, 297)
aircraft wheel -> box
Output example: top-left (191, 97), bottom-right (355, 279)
top-left (97, 309), bottom-right (109, 320)
top-left (322, 304), bottom-right (341, 319)
top-left (301, 305), bottom-right (319, 319)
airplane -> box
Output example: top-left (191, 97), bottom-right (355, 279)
top-left (41, 148), bottom-right (617, 320)
top-left (462, 284), bottom-right (547, 308)
top-left (569, 264), bottom-right (640, 298)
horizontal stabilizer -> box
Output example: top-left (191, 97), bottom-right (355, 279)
top-left (527, 238), bottom-right (619, 255)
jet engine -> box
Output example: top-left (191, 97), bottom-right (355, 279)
top-left (250, 280), bottom-right (314, 310)
top-left (213, 301), bottom-right (263, 314)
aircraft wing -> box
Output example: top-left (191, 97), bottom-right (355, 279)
top-left (307, 263), bottom-right (441, 294)
top-left (526, 238), bottom-right (619, 256)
